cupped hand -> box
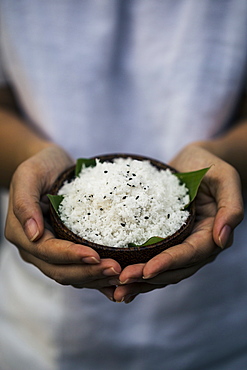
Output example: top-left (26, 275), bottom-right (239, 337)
top-left (5, 145), bottom-right (121, 300)
top-left (113, 144), bottom-right (244, 303)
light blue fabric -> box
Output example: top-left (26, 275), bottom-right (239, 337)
top-left (0, 1), bottom-right (247, 369)
top-left (1, 0), bottom-right (247, 160)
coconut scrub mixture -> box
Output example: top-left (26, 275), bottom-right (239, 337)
top-left (58, 158), bottom-right (190, 248)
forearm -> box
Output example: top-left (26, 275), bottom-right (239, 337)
top-left (0, 108), bottom-right (52, 187)
top-left (192, 121), bottom-right (247, 189)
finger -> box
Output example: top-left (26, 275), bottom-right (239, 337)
top-left (20, 249), bottom-right (121, 287)
top-left (142, 217), bottom-right (219, 279)
top-left (118, 263), bottom-right (145, 284)
top-left (30, 233), bottom-right (102, 265)
top-left (6, 201), bottom-right (123, 282)
top-left (124, 295), bottom-right (138, 304)
top-left (99, 286), bottom-right (117, 302)
top-left (117, 219), bottom-right (214, 283)
top-left (142, 254), bottom-right (217, 285)
top-left (6, 212), bottom-right (101, 264)
top-left (113, 282), bottom-right (165, 303)
top-left (114, 255), bottom-right (217, 303)
top-left (6, 199), bottom-right (114, 266)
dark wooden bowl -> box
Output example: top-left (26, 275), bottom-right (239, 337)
top-left (49, 154), bottom-right (195, 268)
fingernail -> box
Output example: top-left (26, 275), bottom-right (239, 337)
top-left (119, 279), bottom-right (130, 285)
top-left (103, 267), bottom-right (120, 277)
top-left (115, 297), bottom-right (125, 303)
top-left (82, 256), bottom-right (100, 264)
top-left (119, 278), bottom-right (138, 284)
top-left (142, 274), bottom-right (155, 280)
top-left (219, 225), bottom-right (232, 249)
top-left (24, 218), bottom-right (39, 241)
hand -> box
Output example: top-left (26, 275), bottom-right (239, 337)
top-left (113, 144), bottom-right (244, 303)
top-left (5, 145), bottom-right (121, 300)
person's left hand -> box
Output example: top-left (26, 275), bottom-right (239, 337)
top-left (112, 144), bottom-right (244, 303)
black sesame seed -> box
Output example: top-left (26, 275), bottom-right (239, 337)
top-left (122, 196), bottom-right (127, 199)
top-left (103, 196), bottom-right (106, 199)
top-left (136, 196), bottom-right (139, 200)
top-left (129, 178), bottom-right (132, 181)
top-left (132, 173), bottom-right (136, 176)
top-left (144, 216), bottom-right (149, 219)
top-left (121, 223), bottom-right (126, 227)
top-left (104, 170), bottom-right (108, 173)
top-left (100, 208), bottom-right (103, 211)
top-left (88, 212), bottom-right (91, 215)
top-left (167, 214), bottom-right (170, 219)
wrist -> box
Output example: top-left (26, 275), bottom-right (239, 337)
top-left (188, 139), bottom-right (227, 160)
top-left (188, 122), bottom-right (247, 188)
top-left (24, 137), bottom-right (53, 160)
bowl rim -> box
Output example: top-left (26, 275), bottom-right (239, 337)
top-left (49, 153), bottom-right (195, 252)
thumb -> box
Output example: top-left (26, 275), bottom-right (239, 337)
top-left (8, 145), bottom-right (74, 242)
top-left (213, 168), bottom-right (244, 249)
top-left (23, 209), bottom-right (44, 242)
top-left (10, 164), bottom-right (46, 242)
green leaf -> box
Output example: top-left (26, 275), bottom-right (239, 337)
top-left (128, 236), bottom-right (164, 248)
top-left (75, 158), bottom-right (96, 177)
top-left (175, 166), bottom-right (211, 205)
top-left (47, 194), bottom-right (64, 214)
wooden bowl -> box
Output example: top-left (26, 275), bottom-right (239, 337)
top-left (49, 154), bottom-right (195, 268)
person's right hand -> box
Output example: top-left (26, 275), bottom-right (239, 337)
top-left (4, 145), bottom-right (121, 300)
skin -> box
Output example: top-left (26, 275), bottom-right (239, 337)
top-left (0, 87), bottom-right (122, 300)
top-left (114, 144), bottom-right (244, 302)
top-left (0, 85), bottom-right (246, 302)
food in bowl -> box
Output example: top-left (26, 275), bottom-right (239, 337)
top-left (49, 154), bottom-right (198, 267)
top-left (57, 157), bottom-right (190, 248)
